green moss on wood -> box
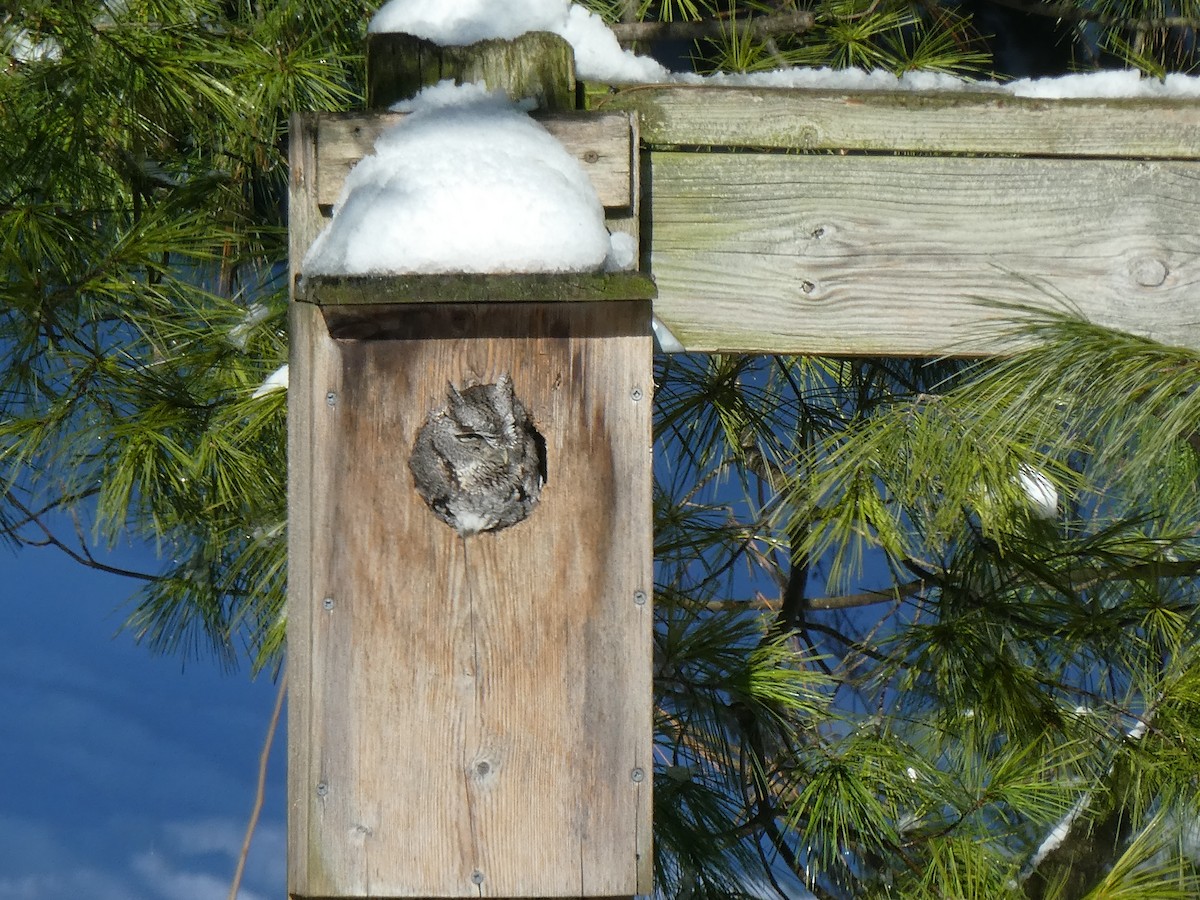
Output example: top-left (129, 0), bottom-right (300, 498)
top-left (299, 272), bottom-right (657, 306)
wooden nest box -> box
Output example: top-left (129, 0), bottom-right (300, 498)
top-left (287, 32), bottom-right (655, 899)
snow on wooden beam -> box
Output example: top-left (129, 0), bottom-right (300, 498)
top-left (592, 84), bottom-right (1200, 157)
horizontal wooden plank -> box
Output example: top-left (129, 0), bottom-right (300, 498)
top-left (647, 150), bottom-right (1200, 355)
top-left (315, 110), bottom-right (634, 209)
top-left (593, 85), bottom-right (1200, 158)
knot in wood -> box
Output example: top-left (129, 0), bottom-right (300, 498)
top-left (1130, 256), bottom-right (1169, 288)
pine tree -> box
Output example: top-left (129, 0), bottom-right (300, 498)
top-left (4, 2), bottom-right (1200, 897)
top-left (2, 0), bottom-right (371, 667)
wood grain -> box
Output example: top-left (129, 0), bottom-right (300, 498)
top-left (595, 85), bottom-right (1200, 157)
top-left (290, 304), bottom-right (653, 898)
top-left (647, 150), bottom-right (1200, 355)
top-left (286, 112), bottom-right (322, 893)
top-left (315, 111), bottom-right (636, 210)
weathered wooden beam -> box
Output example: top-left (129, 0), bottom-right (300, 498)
top-left (646, 150), bottom-right (1200, 355)
top-left (287, 111), bottom-right (325, 900)
top-left (314, 111), bottom-right (638, 210)
top-left (298, 272), bottom-right (656, 304)
top-left (592, 84), bottom-right (1200, 157)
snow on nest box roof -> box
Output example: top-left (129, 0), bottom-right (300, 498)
top-left (368, 0), bottom-right (668, 84)
top-left (301, 81), bottom-right (619, 277)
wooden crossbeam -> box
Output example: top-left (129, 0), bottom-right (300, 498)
top-left (645, 150), bottom-right (1200, 355)
top-left (593, 85), bottom-right (1200, 156)
top-left (590, 85), bottom-right (1200, 355)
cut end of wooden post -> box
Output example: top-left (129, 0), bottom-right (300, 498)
top-left (366, 31), bottom-right (577, 110)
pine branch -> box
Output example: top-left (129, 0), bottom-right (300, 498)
top-left (8, 494), bottom-right (160, 581)
top-left (3, 487), bottom-right (100, 531)
top-left (979, 0), bottom-right (1200, 32)
top-left (609, 11), bottom-right (818, 45)
top-left (1020, 717), bottom-right (1151, 900)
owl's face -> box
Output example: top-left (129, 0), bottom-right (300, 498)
top-left (448, 396), bottom-right (504, 448)
top-left (447, 376), bottom-right (520, 450)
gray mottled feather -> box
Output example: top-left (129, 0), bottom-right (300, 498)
top-left (409, 375), bottom-right (545, 536)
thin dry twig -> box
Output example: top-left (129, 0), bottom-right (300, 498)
top-left (694, 577), bottom-right (929, 612)
top-left (7, 493), bottom-right (160, 581)
top-left (228, 668), bottom-right (287, 900)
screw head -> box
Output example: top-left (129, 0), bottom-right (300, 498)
top-left (633, 590), bottom-right (647, 606)
top-left (325, 391), bottom-right (337, 406)
top-left (631, 387), bottom-right (643, 402)
top-left (471, 871), bottom-right (485, 885)
top-left (631, 767), bottom-right (645, 783)
top-left (322, 596), bottom-right (334, 611)
top-left (316, 781), bottom-right (328, 797)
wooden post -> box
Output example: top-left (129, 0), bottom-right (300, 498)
top-left (288, 32), bottom-right (654, 900)
top-left (366, 31), bottom-right (576, 110)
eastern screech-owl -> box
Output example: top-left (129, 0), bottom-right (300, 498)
top-left (408, 374), bottom-right (545, 536)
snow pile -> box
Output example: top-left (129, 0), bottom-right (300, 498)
top-left (303, 81), bottom-right (617, 276)
top-left (976, 464), bottom-right (1058, 528)
top-left (678, 67), bottom-right (973, 93)
top-left (369, 0), bottom-right (667, 84)
top-left (686, 66), bottom-right (1200, 99)
top-left (1008, 70), bottom-right (1200, 99)
top-left (228, 302), bottom-right (271, 350)
top-left (6, 28), bottom-right (63, 64)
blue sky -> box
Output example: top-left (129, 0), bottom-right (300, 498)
top-left (0, 541), bottom-right (285, 900)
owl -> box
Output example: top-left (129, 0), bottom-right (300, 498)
top-left (408, 374), bottom-right (545, 536)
